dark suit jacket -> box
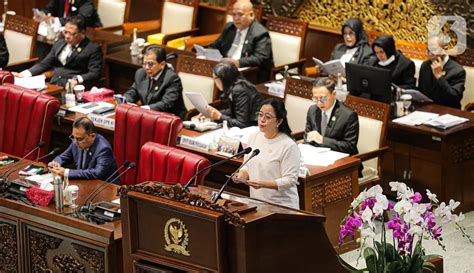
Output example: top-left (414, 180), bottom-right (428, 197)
top-left (330, 43), bottom-right (374, 65)
top-left (124, 66), bottom-right (186, 119)
top-left (43, 0), bottom-right (102, 28)
top-left (210, 21), bottom-right (273, 82)
top-left (418, 58), bottom-right (466, 109)
top-left (0, 35), bottom-right (9, 68)
top-left (53, 134), bottom-right (118, 182)
top-left (219, 80), bottom-right (263, 128)
top-left (369, 52), bottom-right (416, 90)
top-left (28, 38), bottom-right (103, 90)
top-left (304, 100), bottom-right (359, 155)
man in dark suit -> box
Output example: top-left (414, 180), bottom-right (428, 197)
top-left (304, 78), bottom-right (359, 155)
top-left (13, 16), bottom-right (102, 90)
top-left (418, 35), bottom-right (466, 109)
top-left (124, 45), bottom-right (186, 119)
top-left (49, 117), bottom-right (118, 182)
top-left (37, 0), bottom-right (102, 28)
top-left (0, 35), bottom-right (9, 68)
top-left (209, 1), bottom-right (273, 82)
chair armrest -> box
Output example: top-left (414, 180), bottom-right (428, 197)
top-left (184, 33), bottom-right (220, 50)
top-left (162, 28), bottom-right (199, 45)
top-left (271, 58), bottom-right (307, 79)
top-left (5, 58), bottom-right (39, 72)
top-left (292, 131), bottom-right (305, 140)
top-left (96, 25), bottom-right (123, 33)
top-left (305, 66), bottom-right (321, 78)
top-left (353, 146), bottom-right (389, 162)
top-left (464, 102), bottom-right (474, 112)
top-left (123, 20), bottom-right (161, 37)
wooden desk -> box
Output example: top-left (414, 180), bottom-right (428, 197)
top-left (43, 83), bottom-right (64, 99)
top-left (382, 104), bottom-right (474, 212)
top-left (0, 154), bottom-right (122, 272)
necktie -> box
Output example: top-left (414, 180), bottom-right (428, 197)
top-left (321, 111), bottom-right (328, 136)
top-left (148, 78), bottom-right (156, 92)
top-left (64, 0), bottom-right (70, 17)
top-left (81, 150), bottom-right (87, 169)
top-left (227, 30), bottom-right (242, 58)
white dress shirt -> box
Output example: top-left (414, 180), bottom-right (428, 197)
top-left (230, 27), bottom-right (249, 60)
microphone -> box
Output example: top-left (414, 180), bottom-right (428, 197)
top-left (211, 149), bottom-right (260, 203)
top-left (0, 141), bottom-right (46, 181)
top-left (80, 160), bottom-right (130, 212)
top-left (80, 162), bottom-right (136, 216)
top-left (36, 148), bottom-right (61, 162)
top-left (183, 147), bottom-right (252, 190)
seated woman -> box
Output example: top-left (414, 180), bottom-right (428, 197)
top-left (369, 35), bottom-right (416, 89)
top-left (330, 18), bottom-right (373, 66)
top-left (204, 62), bottom-right (263, 128)
top-left (233, 98), bottom-right (301, 209)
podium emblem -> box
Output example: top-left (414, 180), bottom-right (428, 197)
top-left (164, 218), bottom-right (190, 256)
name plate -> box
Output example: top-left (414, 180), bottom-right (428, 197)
top-left (88, 113), bottom-right (115, 130)
top-left (179, 135), bottom-right (210, 151)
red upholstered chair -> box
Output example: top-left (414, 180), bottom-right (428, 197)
top-left (0, 83), bottom-right (60, 160)
top-left (138, 142), bottom-right (211, 185)
top-left (114, 104), bottom-right (183, 185)
top-left (0, 71), bottom-right (14, 84)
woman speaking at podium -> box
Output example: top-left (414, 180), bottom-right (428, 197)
top-left (233, 98), bottom-right (301, 209)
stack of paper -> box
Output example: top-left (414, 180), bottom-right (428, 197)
top-left (14, 75), bottom-right (47, 90)
top-left (423, 114), bottom-right (469, 129)
top-left (392, 111), bottom-right (439, 126)
top-left (298, 143), bottom-right (349, 166)
top-left (68, 102), bottom-right (115, 114)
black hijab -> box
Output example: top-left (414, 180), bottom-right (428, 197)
top-left (341, 18), bottom-right (369, 48)
top-left (372, 35), bottom-right (397, 58)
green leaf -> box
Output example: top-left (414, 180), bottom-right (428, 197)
top-left (387, 261), bottom-right (405, 273)
top-left (364, 248), bottom-right (379, 273)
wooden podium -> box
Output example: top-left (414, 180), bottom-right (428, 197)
top-left (120, 182), bottom-right (345, 273)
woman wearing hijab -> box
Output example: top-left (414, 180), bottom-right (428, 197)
top-left (370, 35), bottom-right (416, 89)
top-left (330, 18), bottom-right (373, 65)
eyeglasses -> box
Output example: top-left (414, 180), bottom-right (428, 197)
top-left (69, 134), bottom-right (87, 144)
top-left (343, 31), bottom-right (355, 37)
top-left (232, 12), bottom-right (247, 18)
top-left (312, 96), bottom-right (329, 103)
top-left (62, 30), bottom-right (79, 37)
top-left (256, 111), bottom-right (276, 121)
top-left (142, 61), bottom-right (158, 68)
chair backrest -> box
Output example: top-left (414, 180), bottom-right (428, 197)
top-left (266, 16), bottom-right (307, 67)
top-left (284, 77), bottom-right (314, 133)
top-left (344, 95), bottom-right (390, 170)
top-left (161, 0), bottom-right (198, 35)
top-left (3, 14), bottom-right (39, 65)
top-left (0, 83), bottom-right (59, 160)
top-left (176, 55), bottom-right (216, 110)
top-left (138, 141), bottom-right (211, 185)
top-left (114, 104), bottom-right (183, 185)
top-left (97, 0), bottom-right (130, 27)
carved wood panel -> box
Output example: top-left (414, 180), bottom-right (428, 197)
top-left (176, 54), bottom-right (215, 77)
top-left (284, 77), bottom-right (313, 99)
top-left (311, 174), bottom-right (352, 210)
top-left (266, 16), bottom-right (307, 37)
top-left (170, 0), bottom-right (199, 7)
top-left (345, 96), bottom-right (390, 122)
top-left (25, 226), bottom-right (107, 273)
top-left (4, 14), bottom-right (39, 36)
top-left (0, 220), bottom-right (18, 272)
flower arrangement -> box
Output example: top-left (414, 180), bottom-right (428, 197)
top-left (338, 182), bottom-right (473, 273)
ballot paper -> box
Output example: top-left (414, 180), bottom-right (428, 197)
top-left (14, 75), bottom-right (47, 90)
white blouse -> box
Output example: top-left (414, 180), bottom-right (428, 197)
top-left (242, 131), bottom-right (301, 209)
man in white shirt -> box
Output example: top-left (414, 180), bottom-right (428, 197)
top-left (209, 1), bottom-right (273, 82)
top-left (304, 78), bottom-right (359, 155)
top-left (13, 16), bottom-right (103, 90)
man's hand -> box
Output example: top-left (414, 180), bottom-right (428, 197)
top-left (50, 166), bottom-right (65, 177)
top-left (12, 72), bottom-right (23, 78)
top-left (207, 105), bottom-right (222, 121)
top-left (431, 57), bottom-right (444, 80)
top-left (306, 130), bottom-right (323, 144)
top-left (47, 161), bottom-right (61, 169)
top-left (221, 57), bottom-right (240, 68)
top-left (65, 79), bottom-right (78, 91)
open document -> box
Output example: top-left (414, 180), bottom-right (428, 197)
top-left (312, 57), bottom-right (345, 77)
top-left (298, 143), bottom-right (349, 167)
top-left (423, 114), bottom-right (469, 129)
top-left (392, 111), bottom-right (439, 126)
top-left (194, 44), bottom-right (222, 62)
top-left (14, 75), bottom-right (47, 90)
top-left (185, 92), bottom-right (210, 118)
top-left (392, 84), bottom-right (433, 103)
